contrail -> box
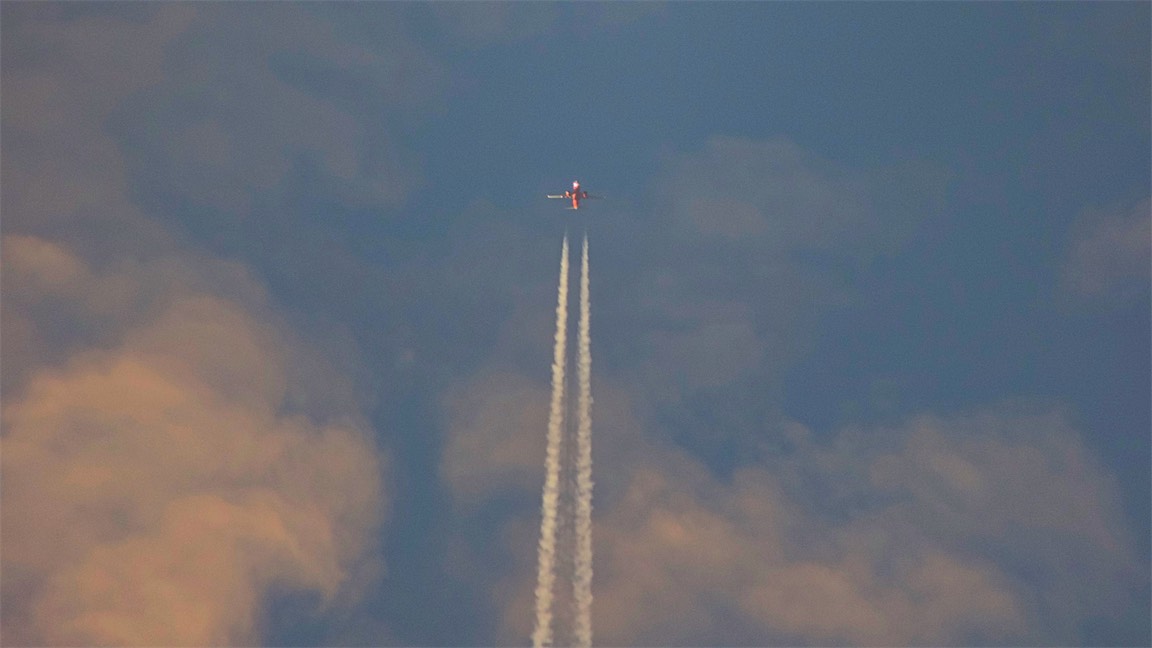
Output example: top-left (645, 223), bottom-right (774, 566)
top-left (533, 234), bottom-right (569, 648)
top-left (572, 232), bottom-right (594, 648)
top-left (533, 232), bottom-right (595, 648)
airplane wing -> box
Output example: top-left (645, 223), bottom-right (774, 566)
top-left (584, 194), bottom-right (604, 199)
top-left (546, 195), bottom-right (567, 199)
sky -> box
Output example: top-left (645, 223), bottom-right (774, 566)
top-left (1, 2), bottom-right (1149, 646)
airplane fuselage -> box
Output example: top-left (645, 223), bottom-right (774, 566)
top-left (548, 180), bottom-right (596, 210)
top-left (567, 182), bottom-right (588, 209)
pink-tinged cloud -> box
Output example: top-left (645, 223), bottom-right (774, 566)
top-left (2, 4), bottom-right (439, 241)
top-left (1, 237), bottom-right (387, 645)
top-left (3, 8), bottom-right (392, 642)
top-left (442, 365), bottom-right (1141, 645)
top-left (441, 371), bottom-right (551, 508)
top-left (589, 409), bottom-right (1139, 646)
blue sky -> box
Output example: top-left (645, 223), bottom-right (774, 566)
top-left (2, 3), bottom-right (1148, 646)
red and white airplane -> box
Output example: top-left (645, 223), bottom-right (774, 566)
top-left (547, 181), bottom-right (601, 210)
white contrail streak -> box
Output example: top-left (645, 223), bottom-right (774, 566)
top-left (533, 234), bottom-right (569, 648)
top-left (572, 233), bottom-right (594, 648)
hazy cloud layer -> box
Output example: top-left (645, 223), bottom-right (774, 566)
top-left (111, 4), bottom-right (441, 217)
top-left (2, 265), bottom-right (386, 644)
top-left (634, 136), bottom-right (947, 388)
top-left (2, 5), bottom-right (388, 644)
top-left (442, 371), bottom-right (551, 508)
top-left (429, 3), bottom-right (660, 46)
top-left (1, 4), bottom-right (192, 264)
top-left (445, 373), bottom-right (1141, 645)
top-left (1064, 197), bottom-right (1151, 304)
top-left (585, 136), bottom-right (951, 471)
top-left (430, 3), bottom-right (559, 47)
top-left (657, 137), bottom-right (945, 252)
top-left (4, 3), bottom-right (1145, 645)
top-left (439, 134), bottom-right (1143, 645)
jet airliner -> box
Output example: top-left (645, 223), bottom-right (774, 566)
top-left (547, 181), bottom-right (601, 210)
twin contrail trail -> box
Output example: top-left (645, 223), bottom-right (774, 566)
top-left (533, 232), bottom-right (594, 648)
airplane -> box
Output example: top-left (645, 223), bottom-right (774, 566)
top-left (547, 181), bottom-right (602, 210)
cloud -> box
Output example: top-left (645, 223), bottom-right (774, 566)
top-left (1021, 5), bottom-right (1150, 133)
top-left (1063, 198), bottom-right (1151, 303)
top-left (0, 233), bottom-right (273, 391)
top-left (656, 137), bottom-right (947, 253)
top-left (434, 135), bottom-right (958, 641)
top-left (0, 4), bottom-right (192, 261)
top-left (2, 284), bottom-right (385, 645)
top-left (0, 4), bottom-right (438, 246)
top-left (28, 5), bottom-right (456, 404)
top-left (595, 136), bottom-right (948, 427)
top-left (430, 3), bottom-right (559, 46)
top-left (444, 380), bottom-right (1142, 645)
top-left (439, 371), bottom-right (647, 641)
top-left (428, 3), bottom-right (660, 46)
top-left (441, 371), bottom-right (550, 508)
top-left (110, 4), bottom-right (441, 216)
top-left (2, 6), bottom-right (389, 644)
top-left (596, 407), bottom-right (1142, 646)
top-left (431, 131), bottom-right (1145, 644)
